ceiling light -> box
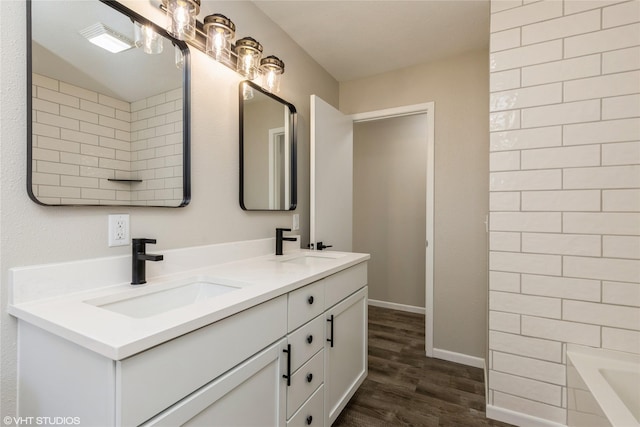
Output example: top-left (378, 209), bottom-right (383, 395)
top-left (79, 23), bottom-right (134, 53)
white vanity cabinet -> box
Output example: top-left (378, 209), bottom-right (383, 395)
top-left (142, 338), bottom-right (287, 426)
top-left (15, 258), bottom-right (368, 427)
top-left (18, 295), bottom-right (288, 427)
top-left (325, 287), bottom-right (368, 425)
top-left (283, 262), bottom-right (368, 427)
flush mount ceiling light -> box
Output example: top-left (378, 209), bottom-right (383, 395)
top-left (79, 23), bottom-right (134, 53)
top-left (158, 3), bottom-right (286, 93)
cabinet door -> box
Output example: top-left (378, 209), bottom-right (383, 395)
top-left (144, 338), bottom-right (287, 427)
top-left (324, 287), bottom-right (368, 425)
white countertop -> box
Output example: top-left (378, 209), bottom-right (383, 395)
top-left (9, 249), bottom-right (369, 360)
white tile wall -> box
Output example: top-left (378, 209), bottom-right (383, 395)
top-left (521, 274), bottom-right (601, 302)
top-left (32, 74), bottom-right (182, 205)
top-left (489, 1), bottom-right (640, 424)
top-left (521, 190), bottom-right (600, 211)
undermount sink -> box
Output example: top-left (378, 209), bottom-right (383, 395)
top-left (86, 279), bottom-right (241, 318)
top-left (279, 252), bottom-right (345, 266)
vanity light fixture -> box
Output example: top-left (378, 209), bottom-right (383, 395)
top-left (79, 23), bottom-right (134, 53)
top-left (260, 55), bottom-right (285, 93)
top-left (134, 22), bottom-right (164, 54)
top-left (163, 0), bottom-right (200, 41)
top-left (234, 37), bottom-right (263, 80)
top-left (203, 13), bottom-right (235, 62)
top-left (158, 3), bottom-right (286, 92)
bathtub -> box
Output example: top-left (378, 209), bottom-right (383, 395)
top-left (567, 345), bottom-right (640, 427)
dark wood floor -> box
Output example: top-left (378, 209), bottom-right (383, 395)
top-left (333, 306), bottom-right (514, 427)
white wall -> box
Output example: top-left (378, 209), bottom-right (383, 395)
top-left (341, 50), bottom-right (490, 359)
top-left (488, 0), bottom-right (640, 424)
top-left (0, 0), bottom-right (338, 417)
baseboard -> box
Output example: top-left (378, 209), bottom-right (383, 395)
top-left (432, 348), bottom-right (485, 368)
top-left (368, 299), bottom-right (425, 314)
top-left (486, 405), bottom-right (566, 427)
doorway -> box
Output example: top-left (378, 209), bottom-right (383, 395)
top-left (350, 103), bottom-right (435, 357)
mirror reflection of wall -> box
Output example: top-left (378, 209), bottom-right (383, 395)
top-left (29, 0), bottom-right (190, 207)
top-left (240, 81), bottom-right (296, 211)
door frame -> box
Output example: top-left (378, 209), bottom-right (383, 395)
top-left (350, 102), bottom-right (435, 358)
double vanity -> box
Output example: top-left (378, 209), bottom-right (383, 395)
top-left (9, 239), bottom-right (369, 426)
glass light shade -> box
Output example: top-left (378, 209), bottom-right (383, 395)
top-left (175, 46), bottom-right (185, 70)
top-left (134, 22), bottom-right (163, 54)
top-left (260, 55), bottom-right (284, 93)
top-left (234, 37), bottom-right (263, 80)
top-left (203, 14), bottom-right (235, 62)
top-left (164, 0), bottom-right (200, 41)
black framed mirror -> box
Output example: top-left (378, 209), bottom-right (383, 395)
top-left (27, 0), bottom-right (191, 207)
top-left (239, 80), bottom-right (297, 211)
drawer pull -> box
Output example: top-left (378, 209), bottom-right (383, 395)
top-left (327, 314), bottom-right (334, 347)
top-left (306, 334), bottom-right (313, 344)
top-left (306, 373), bottom-right (313, 383)
top-left (282, 344), bottom-right (291, 386)
top-left (307, 295), bottom-right (314, 305)
top-left (306, 415), bottom-right (313, 425)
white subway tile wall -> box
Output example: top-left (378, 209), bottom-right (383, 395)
top-left (489, 1), bottom-right (640, 424)
top-left (31, 74), bottom-right (183, 205)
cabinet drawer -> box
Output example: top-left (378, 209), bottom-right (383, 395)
top-left (288, 314), bottom-right (325, 372)
top-left (287, 349), bottom-right (324, 419)
top-left (324, 262), bottom-right (367, 309)
top-left (287, 384), bottom-right (324, 427)
top-left (117, 295), bottom-right (287, 427)
top-left (288, 280), bottom-right (325, 332)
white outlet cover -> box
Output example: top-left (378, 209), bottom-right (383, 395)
top-left (108, 214), bottom-right (130, 247)
top-left (292, 214), bottom-right (300, 231)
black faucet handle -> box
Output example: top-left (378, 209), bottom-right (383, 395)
top-left (276, 228), bottom-right (292, 232)
top-left (133, 238), bottom-right (157, 245)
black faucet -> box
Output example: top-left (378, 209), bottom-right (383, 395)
top-left (275, 228), bottom-right (297, 255)
top-left (131, 238), bottom-right (164, 285)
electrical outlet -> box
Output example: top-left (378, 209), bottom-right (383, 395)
top-left (292, 214), bottom-right (300, 231)
top-left (108, 214), bottom-right (130, 247)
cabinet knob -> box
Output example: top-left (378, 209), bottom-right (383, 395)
top-left (307, 295), bottom-right (314, 305)
top-left (306, 373), bottom-right (313, 383)
top-left (307, 334), bottom-right (313, 344)
top-left (306, 415), bottom-right (313, 425)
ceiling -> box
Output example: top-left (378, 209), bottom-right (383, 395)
top-left (253, 0), bottom-right (490, 82)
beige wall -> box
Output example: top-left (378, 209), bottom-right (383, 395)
top-left (353, 115), bottom-right (427, 307)
top-left (341, 49), bottom-right (490, 358)
top-left (0, 0), bottom-right (338, 417)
